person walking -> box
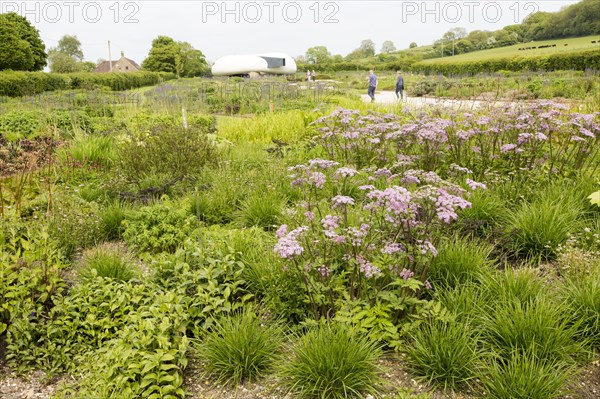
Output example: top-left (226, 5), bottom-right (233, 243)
top-left (367, 70), bottom-right (377, 102)
top-left (311, 70), bottom-right (316, 81)
top-left (395, 71), bottom-right (405, 101)
top-left (306, 70), bottom-right (311, 82)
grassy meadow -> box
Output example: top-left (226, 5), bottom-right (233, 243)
top-left (420, 35), bottom-right (600, 64)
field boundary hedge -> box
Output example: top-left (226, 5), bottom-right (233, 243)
top-left (0, 71), bottom-right (176, 97)
top-left (412, 50), bottom-right (600, 74)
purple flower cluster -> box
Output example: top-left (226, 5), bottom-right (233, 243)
top-left (435, 188), bottom-right (471, 223)
top-left (466, 178), bottom-right (487, 190)
top-left (274, 226), bottom-right (308, 259)
top-left (357, 255), bottom-right (382, 278)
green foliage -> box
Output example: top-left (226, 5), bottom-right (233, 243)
top-left (406, 320), bottom-right (480, 390)
top-left (197, 310), bottom-right (282, 385)
top-left (59, 133), bottom-right (116, 168)
top-left (0, 13), bottom-right (46, 71)
top-left (77, 245), bottom-right (138, 281)
top-left (0, 225), bottom-right (66, 337)
top-left (142, 36), bottom-right (209, 77)
top-left (0, 20), bottom-right (35, 71)
top-left (0, 71), bottom-right (175, 97)
top-left (428, 236), bottom-right (494, 288)
top-left (116, 124), bottom-right (217, 190)
top-left (280, 323), bottom-right (382, 399)
top-left (99, 200), bottom-right (132, 240)
top-left (122, 198), bottom-right (197, 253)
top-left (47, 194), bottom-right (103, 259)
top-left (479, 294), bottom-right (584, 365)
top-left (481, 349), bottom-right (574, 399)
top-left (560, 269), bottom-right (600, 347)
top-left (57, 286), bottom-right (189, 398)
top-left (480, 268), bottom-right (545, 306)
top-left (236, 191), bottom-right (285, 230)
top-left (504, 192), bottom-right (582, 261)
top-left (413, 49), bottom-right (600, 74)
top-left (150, 241), bottom-right (253, 336)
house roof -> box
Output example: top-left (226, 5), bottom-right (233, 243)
top-left (94, 55), bottom-right (141, 73)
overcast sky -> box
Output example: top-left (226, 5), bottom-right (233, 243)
top-left (3, 0), bottom-right (577, 64)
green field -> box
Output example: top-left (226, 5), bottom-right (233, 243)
top-left (421, 35), bottom-right (600, 64)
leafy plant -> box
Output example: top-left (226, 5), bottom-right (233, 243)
top-left (122, 197), bottom-right (197, 253)
top-left (279, 323), bottom-right (382, 399)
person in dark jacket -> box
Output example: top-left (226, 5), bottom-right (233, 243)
top-left (395, 71), bottom-right (404, 101)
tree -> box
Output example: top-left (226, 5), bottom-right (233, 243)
top-left (409, 42), bottom-right (418, 49)
top-left (142, 36), bottom-right (179, 74)
top-left (305, 46), bottom-right (331, 64)
top-left (48, 35), bottom-right (86, 73)
top-left (380, 40), bottom-right (396, 54)
top-left (359, 39), bottom-right (375, 57)
top-left (176, 41), bottom-right (209, 77)
top-left (466, 30), bottom-right (494, 50)
top-left (55, 35), bottom-right (83, 61)
top-left (0, 22), bottom-right (34, 71)
top-left (0, 13), bottom-right (46, 70)
top-left (48, 51), bottom-right (79, 73)
top-left (142, 36), bottom-right (208, 77)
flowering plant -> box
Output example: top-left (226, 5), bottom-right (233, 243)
top-left (275, 159), bottom-right (470, 321)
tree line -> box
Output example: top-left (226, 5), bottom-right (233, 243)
top-left (0, 12), bottom-right (209, 77)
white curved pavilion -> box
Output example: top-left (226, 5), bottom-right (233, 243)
top-left (211, 52), bottom-right (297, 76)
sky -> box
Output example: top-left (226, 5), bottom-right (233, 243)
top-left (1, 0), bottom-right (578, 65)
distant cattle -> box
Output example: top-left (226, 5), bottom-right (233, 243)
top-left (564, 44), bottom-right (568, 46)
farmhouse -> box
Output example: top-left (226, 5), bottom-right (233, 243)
top-left (94, 51), bottom-right (141, 73)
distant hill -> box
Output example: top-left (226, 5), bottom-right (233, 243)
top-left (420, 36), bottom-right (600, 65)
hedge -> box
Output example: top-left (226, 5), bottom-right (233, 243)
top-left (0, 71), bottom-right (176, 97)
top-left (411, 50), bottom-right (600, 75)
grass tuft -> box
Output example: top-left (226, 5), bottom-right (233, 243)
top-left (198, 310), bottom-right (282, 386)
top-left (406, 320), bottom-right (480, 390)
top-left (280, 323), bottom-right (382, 399)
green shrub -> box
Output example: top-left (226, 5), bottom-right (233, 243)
top-left (47, 194), bottom-right (103, 259)
top-left (428, 236), bottom-right (494, 288)
top-left (197, 310), bottom-right (282, 386)
top-left (0, 71), bottom-right (175, 97)
top-left (406, 320), bottom-right (480, 390)
top-left (116, 124), bottom-right (218, 190)
top-left (280, 324), bottom-right (382, 399)
top-left (435, 284), bottom-right (486, 322)
top-left (122, 198), bottom-right (197, 253)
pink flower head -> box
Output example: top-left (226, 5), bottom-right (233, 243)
top-left (335, 167), bottom-right (358, 178)
top-left (332, 195), bottom-right (355, 208)
top-left (466, 179), bottom-right (487, 191)
top-left (308, 172), bottom-right (326, 188)
top-left (500, 143), bottom-right (517, 153)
